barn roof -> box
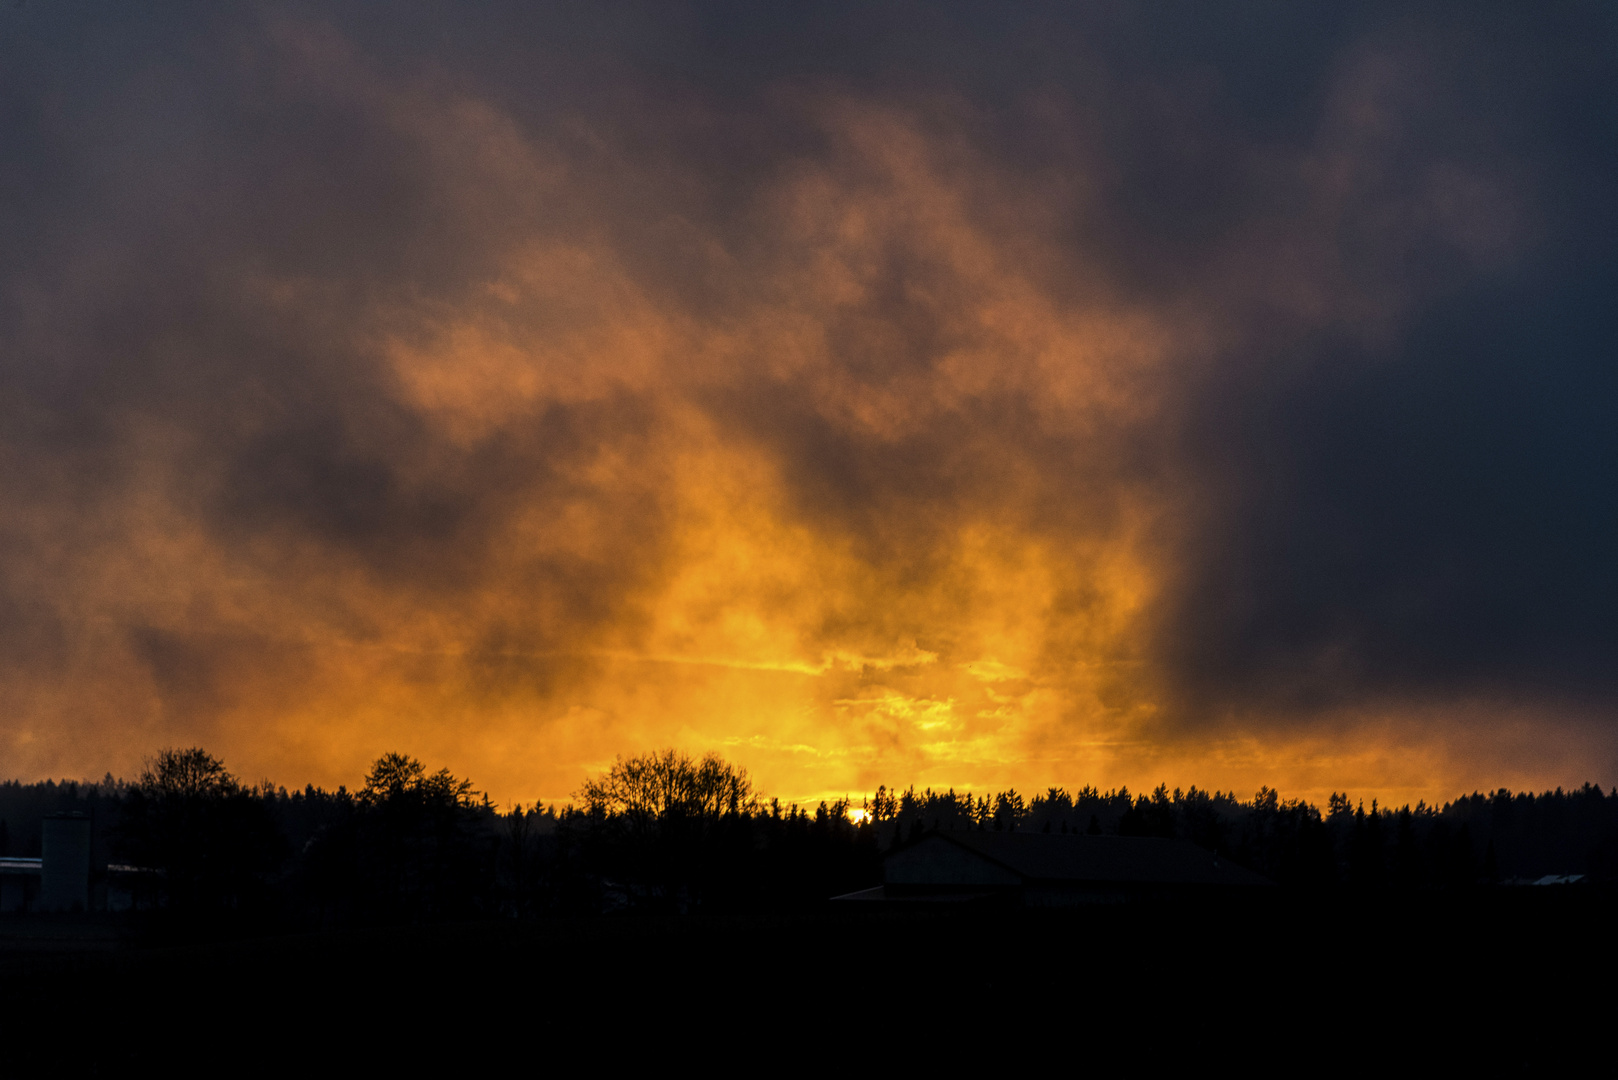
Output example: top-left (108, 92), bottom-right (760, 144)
top-left (891, 830), bottom-right (1272, 888)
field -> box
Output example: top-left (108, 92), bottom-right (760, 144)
top-left (3, 890), bottom-right (1611, 1069)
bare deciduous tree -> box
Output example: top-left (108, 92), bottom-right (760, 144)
top-left (577, 749), bottom-right (756, 839)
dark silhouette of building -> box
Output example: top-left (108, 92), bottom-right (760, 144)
top-left (0, 856), bottom-right (40, 912)
top-left (836, 830), bottom-right (1272, 904)
top-left (39, 813), bottom-right (92, 911)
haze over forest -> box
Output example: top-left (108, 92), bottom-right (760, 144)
top-left (2, 2), bottom-right (1616, 808)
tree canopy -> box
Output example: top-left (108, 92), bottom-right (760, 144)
top-left (577, 749), bottom-right (756, 835)
top-left (115, 747), bottom-right (284, 916)
top-left (138, 747), bottom-right (240, 801)
top-left (358, 752), bottom-right (479, 810)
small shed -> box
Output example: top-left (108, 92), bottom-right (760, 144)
top-left (837, 830), bottom-right (1271, 905)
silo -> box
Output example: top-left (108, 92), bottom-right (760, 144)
top-left (40, 813), bottom-right (91, 912)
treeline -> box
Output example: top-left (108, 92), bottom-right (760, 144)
top-left (0, 748), bottom-right (878, 927)
top-left (3, 749), bottom-right (1616, 930)
top-left (864, 781), bottom-right (1618, 886)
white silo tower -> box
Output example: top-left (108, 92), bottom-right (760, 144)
top-left (40, 812), bottom-right (92, 912)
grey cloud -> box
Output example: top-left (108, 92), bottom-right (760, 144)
top-left (0, 0), bottom-right (1614, 791)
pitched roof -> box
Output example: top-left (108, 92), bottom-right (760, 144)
top-left (892, 830), bottom-right (1272, 887)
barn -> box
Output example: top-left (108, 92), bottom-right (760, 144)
top-left (836, 830), bottom-right (1272, 905)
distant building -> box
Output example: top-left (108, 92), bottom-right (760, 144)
top-left (0, 813), bottom-right (93, 913)
top-left (0, 812), bottom-right (155, 913)
top-left (39, 813), bottom-right (92, 912)
top-left (0, 856), bottom-right (41, 912)
top-left (835, 830), bottom-right (1272, 905)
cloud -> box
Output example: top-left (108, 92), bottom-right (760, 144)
top-left (0, 2), bottom-right (1614, 806)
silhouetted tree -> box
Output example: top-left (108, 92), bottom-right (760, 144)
top-left (303, 752), bottom-right (495, 924)
top-left (567, 749), bottom-right (760, 911)
top-left (578, 749), bottom-right (756, 839)
top-left (113, 748), bottom-right (285, 917)
top-left (498, 802), bottom-right (556, 917)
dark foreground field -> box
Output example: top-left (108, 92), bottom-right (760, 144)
top-left (3, 890), bottom-right (1613, 1070)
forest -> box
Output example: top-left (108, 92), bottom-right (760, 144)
top-left (2, 747), bottom-right (1615, 930)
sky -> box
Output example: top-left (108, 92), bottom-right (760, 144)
top-left (2, 1), bottom-right (1616, 809)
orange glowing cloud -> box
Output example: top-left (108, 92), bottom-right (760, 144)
top-left (0, 6), bottom-right (1611, 811)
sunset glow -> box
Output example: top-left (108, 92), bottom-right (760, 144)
top-left (2, 4), bottom-right (1615, 811)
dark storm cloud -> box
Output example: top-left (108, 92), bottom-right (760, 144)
top-left (1, 0), bottom-right (1614, 799)
top-left (1165, 253), bottom-right (1618, 713)
top-left (1151, 6), bottom-right (1618, 721)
